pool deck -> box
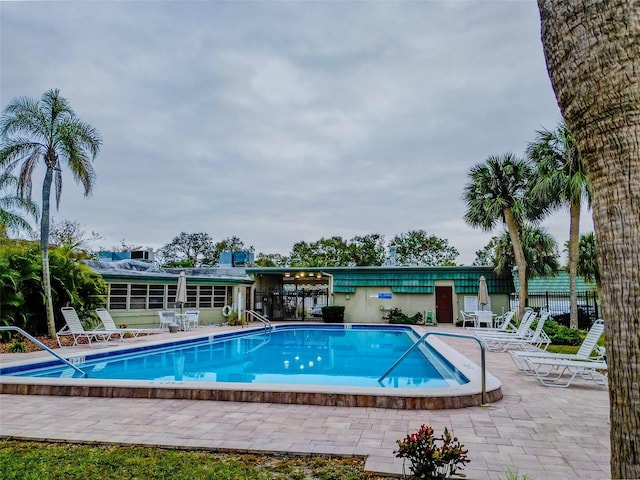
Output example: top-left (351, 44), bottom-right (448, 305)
top-left (0, 323), bottom-right (610, 479)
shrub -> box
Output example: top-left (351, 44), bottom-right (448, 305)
top-left (386, 308), bottom-right (424, 325)
top-left (395, 424), bottom-right (470, 479)
top-left (543, 319), bottom-right (586, 346)
top-left (321, 306), bottom-right (345, 323)
top-left (0, 240), bottom-right (106, 336)
top-left (7, 340), bottom-right (27, 353)
top-left (227, 311), bottom-right (246, 326)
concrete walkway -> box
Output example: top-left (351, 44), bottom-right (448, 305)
top-left (0, 324), bottom-right (610, 479)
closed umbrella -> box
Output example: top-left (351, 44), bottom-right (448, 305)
top-left (478, 276), bottom-right (489, 311)
top-left (175, 270), bottom-right (187, 313)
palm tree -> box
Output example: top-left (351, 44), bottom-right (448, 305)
top-left (576, 232), bottom-right (599, 286)
top-left (0, 89), bottom-right (101, 337)
top-left (492, 226), bottom-right (560, 279)
top-left (528, 122), bottom-right (589, 329)
top-left (539, 0), bottom-right (639, 476)
top-left (463, 153), bottom-right (543, 319)
top-left (0, 172), bottom-right (38, 237)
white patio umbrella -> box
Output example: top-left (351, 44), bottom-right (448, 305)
top-left (175, 270), bottom-right (187, 313)
top-left (478, 276), bottom-right (489, 311)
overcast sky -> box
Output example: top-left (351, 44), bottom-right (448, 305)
top-left (1, 0), bottom-right (593, 265)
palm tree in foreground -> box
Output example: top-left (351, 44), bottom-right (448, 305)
top-left (0, 89), bottom-right (101, 337)
top-left (539, 0), bottom-right (639, 476)
top-left (528, 122), bottom-right (589, 329)
top-left (0, 171), bottom-right (39, 237)
top-left (463, 153), bottom-right (542, 319)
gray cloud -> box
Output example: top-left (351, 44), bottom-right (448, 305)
top-left (0, 1), bottom-right (592, 263)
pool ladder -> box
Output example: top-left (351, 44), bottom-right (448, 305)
top-left (378, 331), bottom-right (489, 406)
top-left (245, 310), bottom-right (273, 331)
top-left (0, 326), bottom-right (88, 378)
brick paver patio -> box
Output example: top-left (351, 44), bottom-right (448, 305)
top-left (0, 324), bottom-right (610, 479)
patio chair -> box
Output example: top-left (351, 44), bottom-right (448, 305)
top-left (509, 319), bottom-right (605, 372)
top-left (524, 356), bottom-right (608, 388)
top-left (474, 310), bottom-right (494, 328)
top-left (57, 307), bottom-right (116, 348)
top-left (95, 308), bottom-right (157, 340)
top-left (184, 310), bottom-right (200, 330)
top-left (158, 310), bottom-right (175, 330)
top-left (468, 310), bottom-right (516, 333)
top-left (424, 310), bottom-right (436, 326)
top-left (459, 310), bottom-right (476, 327)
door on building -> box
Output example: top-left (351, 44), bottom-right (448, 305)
top-left (435, 286), bottom-right (453, 323)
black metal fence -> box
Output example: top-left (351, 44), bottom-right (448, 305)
top-left (510, 291), bottom-right (599, 329)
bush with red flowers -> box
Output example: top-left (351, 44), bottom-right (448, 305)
top-left (394, 424), bottom-right (470, 479)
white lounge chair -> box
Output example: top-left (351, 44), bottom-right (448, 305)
top-left (524, 356), bottom-right (608, 388)
top-left (58, 307), bottom-right (116, 347)
top-left (509, 319), bottom-right (605, 372)
top-left (475, 309), bottom-right (536, 342)
top-left (484, 313), bottom-right (550, 352)
top-left (493, 310), bottom-right (517, 330)
top-left (95, 308), bottom-right (157, 340)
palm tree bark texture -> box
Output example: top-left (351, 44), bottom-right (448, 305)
top-left (538, 1), bottom-right (639, 477)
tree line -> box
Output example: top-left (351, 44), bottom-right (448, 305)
top-left (157, 230), bottom-right (459, 268)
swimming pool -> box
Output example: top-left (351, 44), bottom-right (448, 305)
top-left (0, 324), bottom-right (503, 409)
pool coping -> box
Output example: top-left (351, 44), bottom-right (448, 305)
top-left (0, 324), bottom-right (502, 409)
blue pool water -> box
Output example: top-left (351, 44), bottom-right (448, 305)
top-left (1, 325), bottom-right (469, 389)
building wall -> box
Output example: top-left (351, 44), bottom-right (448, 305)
top-left (333, 288), bottom-right (439, 324)
top-left (331, 284), bottom-right (510, 324)
top-left (101, 280), bottom-right (242, 328)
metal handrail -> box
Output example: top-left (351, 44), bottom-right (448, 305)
top-left (245, 310), bottom-right (272, 331)
top-left (378, 331), bottom-right (488, 405)
top-left (0, 326), bottom-right (88, 378)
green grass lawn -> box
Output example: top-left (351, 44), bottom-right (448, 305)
top-left (545, 344), bottom-right (580, 354)
top-left (0, 440), bottom-right (389, 480)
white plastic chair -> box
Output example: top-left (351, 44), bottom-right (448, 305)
top-left (524, 356), bottom-right (608, 388)
top-left (185, 310), bottom-right (200, 330)
top-left (459, 310), bottom-right (476, 327)
top-left (475, 311), bottom-right (494, 328)
top-left (510, 319), bottom-right (605, 372)
top-left (469, 310), bottom-right (516, 333)
top-left (158, 310), bottom-right (174, 330)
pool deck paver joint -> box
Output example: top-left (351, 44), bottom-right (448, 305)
top-left (0, 324), bottom-right (610, 479)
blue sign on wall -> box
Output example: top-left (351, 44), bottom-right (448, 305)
top-left (378, 293), bottom-right (392, 299)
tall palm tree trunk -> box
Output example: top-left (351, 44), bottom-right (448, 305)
top-left (41, 167), bottom-right (56, 338)
top-left (568, 201), bottom-right (580, 329)
top-left (504, 208), bottom-right (528, 319)
top-left (539, 1), bottom-right (640, 477)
